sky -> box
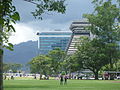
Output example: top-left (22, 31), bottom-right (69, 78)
top-left (9, 0), bottom-right (93, 44)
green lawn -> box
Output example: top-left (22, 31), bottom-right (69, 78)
top-left (4, 79), bottom-right (120, 90)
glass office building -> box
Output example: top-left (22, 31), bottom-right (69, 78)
top-left (37, 31), bottom-right (72, 55)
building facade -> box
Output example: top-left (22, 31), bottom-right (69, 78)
top-left (37, 31), bottom-right (72, 55)
top-left (67, 19), bottom-right (91, 54)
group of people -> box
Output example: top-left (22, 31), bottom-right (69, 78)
top-left (60, 75), bottom-right (68, 85)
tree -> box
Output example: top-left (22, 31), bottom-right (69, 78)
top-left (48, 48), bottom-right (66, 75)
top-left (3, 63), bottom-right (22, 73)
top-left (83, 0), bottom-right (120, 80)
top-left (0, 0), bottom-right (66, 89)
top-left (75, 37), bottom-right (109, 80)
top-left (0, 0), bottom-right (20, 89)
top-left (84, 0), bottom-right (120, 70)
top-left (62, 54), bottom-right (83, 77)
top-left (9, 63), bottom-right (23, 73)
top-left (29, 55), bottom-right (51, 79)
top-left (29, 48), bottom-right (66, 78)
top-left (3, 63), bottom-right (10, 73)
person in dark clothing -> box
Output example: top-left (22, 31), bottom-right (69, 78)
top-left (11, 76), bottom-right (14, 80)
top-left (64, 75), bottom-right (67, 85)
top-left (60, 75), bottom-right (63, 85)
top-left (4, 75), bottom-right (7, 80)
top-left (34, 75), bottom-right (36, 79)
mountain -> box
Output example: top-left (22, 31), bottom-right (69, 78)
top-left (4, 41), bottom-right (38, 64)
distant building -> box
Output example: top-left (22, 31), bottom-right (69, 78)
top-left (67, 19), bottom-right (91, 54)
top-left (37, 31), bottom-right (72, 55)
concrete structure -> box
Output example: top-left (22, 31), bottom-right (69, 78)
top-left (37, 31), bottom-right (72, 55)
top-left (67, 19), bottom-right (91, 54)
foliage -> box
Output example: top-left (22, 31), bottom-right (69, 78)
top-left (3, 63), bottom-right (22, 73)
top-left (101, 59), bottom-right (120, 71)
top-left (0, 0), bottom-right (20, 52)
top-left (92, 0), bottom-right (120, 6)
top-left (0, 1), bottom-right (20, 89)
top-left (48, 48), bottom-right (66, 75)
top-left (24, 0), bottom-right (66, 19)
top-left (84, 0), bottom-right (120, 70)
top-left (75, 36), bottom-right (109, 79)
top-left (3, 63), bottom-right (10, 73)
top-left (29, 48), bottom-right (66, 76)
top-left (29, 55), bottom-right (51, 75)
top-left (62, 54), bottom-right (83, 74)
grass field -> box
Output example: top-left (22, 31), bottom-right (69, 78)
top-left (4, 79), bottom-right (120, 90)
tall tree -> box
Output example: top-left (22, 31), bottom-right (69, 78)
top-left (0, 0), bottom-right (66, 89)
top-left (0, 0), bottom-right (20, 89)
top-left (84, 0), bottom-right (120, 70)
top-left (76, 37), bottom-right (109, 80)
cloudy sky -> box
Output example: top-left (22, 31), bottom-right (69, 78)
top-left (9, 0), bottom-right (93, 44)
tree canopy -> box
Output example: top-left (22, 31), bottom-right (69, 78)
top-left (75, 37), bottom-right (109, 79)
top-left (84, 0), bottom-right (120, 69)
top-left (3, 63), bottom-right (22, 73)
top-left (29, 48), bottom-right (66, 78)
top-left (29, 55), bottom-right (51, 79)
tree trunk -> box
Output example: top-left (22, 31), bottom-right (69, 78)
top-left (0, 24), bottom-right (3, 90)
top-left (40, 74), bottom-right (42, 80)
top-left (0, 0), bottom-right (4, 89)
top-left (0, 42), bottom-right (3, 90)
top-left (94, 71), bottom-right (99, 80)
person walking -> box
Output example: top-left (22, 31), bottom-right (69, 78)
top-left (64, 75), bottom-right (68, 85)
top-left (60, 75), bottom-right (64, 85)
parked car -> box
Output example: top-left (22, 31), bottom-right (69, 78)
top-left (117, 76), bottom-right (120, 79)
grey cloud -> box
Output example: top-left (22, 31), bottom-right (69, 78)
top-left (44, 0), bottom-right (93, 23)
top-left (13, 0), bottom-right (36, 22)
top-left (18, 19), bottom-right (71, 32)
top-left (13, 0), bottom-right (93, 24)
